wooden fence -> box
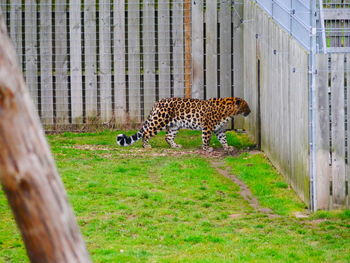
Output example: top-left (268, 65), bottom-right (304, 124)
top-left (244, 0), bottom-right (350, 210)
top-left (243, 0), bottom-right (310, 205)
top-left (0, 0), bottom-right (243, 130)
top-left (316, 53), bottom-right (350, 209)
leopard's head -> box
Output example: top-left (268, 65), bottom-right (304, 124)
top-left (232, 97), bottom-right (251, 117)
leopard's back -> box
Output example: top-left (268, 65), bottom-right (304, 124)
top-left (156, 97), bottom-right (207, 130)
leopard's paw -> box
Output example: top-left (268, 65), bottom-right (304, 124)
top-left (202, 146), bottom-right (214, 152)
top-left (224, 146), bottom-right (236, 152)
top-left (143, 144), bottom-right (152, 149)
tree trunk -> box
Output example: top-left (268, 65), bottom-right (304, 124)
top-left (0, 15), bottom-right (91, 263)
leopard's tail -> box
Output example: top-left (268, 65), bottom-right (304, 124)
top-left (116, 128), bottom-right (144, 147)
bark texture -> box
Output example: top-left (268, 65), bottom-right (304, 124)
top-left (0, 15), bottom-right (91, 263)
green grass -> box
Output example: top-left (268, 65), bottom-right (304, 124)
top-left (1, 130), bottom-right (350, 262)
top-left (225, 153), bottom-right (306, 215)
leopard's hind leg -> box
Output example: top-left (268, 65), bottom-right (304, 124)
top-left (201, 126), bottom-right (214, 152)
top-left (142, 111), bottom-right (169, 148)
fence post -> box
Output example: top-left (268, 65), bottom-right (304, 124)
top-left (309, 0), bottom-right (318, 211)
top-left (184, 0), bottom-right (192, 98)
top-left (0, 17), bottom-right (91, 263)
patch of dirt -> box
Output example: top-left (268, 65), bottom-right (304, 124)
top-left (65, 145), bottom-right (112, 151)
top-left (117, 148), bottom-right (244, 158)
top-left (68, 144), bottom-right (246, 158)
top-left (229, 213), bottom-right (245, 219)
top-left (211, 160), bottom-right (280, 219)
top-left (294, 212), bottom-right (310, 218)
top-left (307, 219), bottom-right (328, 225)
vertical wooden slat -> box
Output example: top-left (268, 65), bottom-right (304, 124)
top-left (272, 23), bottom-right (279, 165)
top-left (84, 1), bottom-right (98, 121)
top-left (157, 0), bottom-right (171, 99)
top-left (287, 2), bottom-right (293, 180)
top-left (281, 29), bottom-right (291, 179)
top-left (114, 0), bottom-right (126, 124)
top-left (219, 0), bottom-right (231, 98)
top-left (191, 0), bottom-right (204, 99)
top-left (40, 0), bottom-right (53, 126)
top-left (143, 0), bottom-right (156, 119)
top-left (331, 53), bottom-right (346, 207)
top-left (99, 0), bottom-right (112, 122)
top-left (346, 53), bottom-right (350, 208)
top-left (244, 3), bottom-right (257, 139)
top-left (24, 0), bottom-right (38, 110)
top-left (233, 0), bottom-right (244, 129)
top-left (265, 7), bottom-right (273, 159)
top-left (55, 1), bottom-right (69, 124)
top-left (205, 0), bottom-right (217, 99)
top-left (184, 0), bottom-right (191, 98)
top-left (300, 46), bottom-right (310, 204)
top-left (270, 23), bottom-right (277, 163)
top-left (173, 1), bottom-right (184, 97)
top-left (128, 0), bottom-right (141, 121)
top-left (251, 4), bottom-right (258, 139)
top-left (315, 54), bottom-right (331, 210)
top-left (69, 0), bottom-right (83, 124)
top-left (242, 0), bottom-right (248, 130)
top-left (259, 7), bottom-right (269, 152)
top-left (277, 27), bottom-right (284, 173)
top-left (9, 0), bottom-right (23, 70)
top-left (158, 0), bottom-right (171, 99)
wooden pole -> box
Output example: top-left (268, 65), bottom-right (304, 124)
top-left (0, 16), bottom-right (91, 263)
top-left (184, 0), bottom-right (192, 98)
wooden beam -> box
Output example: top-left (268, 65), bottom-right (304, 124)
top-left (184, 0), bottom-right (192, 98)
top-left (327, 47), bottom-right (350, 53)
top-left (0, 17), bottom-right (91, 263)
top-left (323, 8), bottom-right (350, 20)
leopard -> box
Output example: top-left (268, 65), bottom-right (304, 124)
top-left (116, 97), bottom-right (251, 152)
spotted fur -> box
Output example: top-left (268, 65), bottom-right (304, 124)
top-left (116, 97), bottom-right (251, 151)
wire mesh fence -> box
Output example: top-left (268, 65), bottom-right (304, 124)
top-left (323, 0), bottom-right (350, 8)
top-left (0, 0), bottom-right (242, 131)
top-left (318, 0), bottom-right (350, 52)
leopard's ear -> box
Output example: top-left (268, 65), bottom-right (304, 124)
top-left (235, 98), bottom-right (241, 106)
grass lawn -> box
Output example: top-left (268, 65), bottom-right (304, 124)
top-left (0, 130), bottom-right (350, 262)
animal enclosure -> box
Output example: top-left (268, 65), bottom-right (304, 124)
top-left (243, 0), bottom-right (350, 210)
top-left (0, 0), bottom-right (243, 130)
top-left (1, 0), bottom-right (350, 210)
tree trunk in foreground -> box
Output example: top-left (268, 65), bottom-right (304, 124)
top-left (0, 16), bottom-right (91, 263)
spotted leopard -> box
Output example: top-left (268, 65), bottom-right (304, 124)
top-left (116, 97), bottom-right (251, 151)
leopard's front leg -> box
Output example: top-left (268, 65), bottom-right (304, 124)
top-left (165, 126), bottom-right (182, 148)
top-left (214, 128), bottom-right (235, 152)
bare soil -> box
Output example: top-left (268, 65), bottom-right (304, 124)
top-left (211, 159), bottom-right (280, 218)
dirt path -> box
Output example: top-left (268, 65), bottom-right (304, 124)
top-left (211, 159), bottom-right (280, 218)
top-left (69, 144), bottom-right (279, 217)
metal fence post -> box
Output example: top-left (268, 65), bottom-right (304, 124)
top-left (309, 0), bottom-right (318, 211)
